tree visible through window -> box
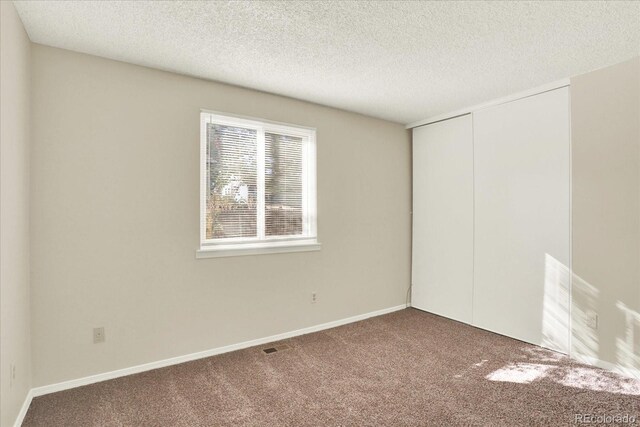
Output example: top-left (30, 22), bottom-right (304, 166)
top-left (200, 112), bottom-right (317, 250)
top-left (206, 124), bottom-right (257, 239)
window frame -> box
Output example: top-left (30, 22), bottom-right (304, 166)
top-left (197, 110), bottom-right (319, 258)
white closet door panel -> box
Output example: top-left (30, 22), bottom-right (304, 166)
top-left (412, 115), bottom-right (473, 324)
top-left (473, 87), bottom-right (570, 353)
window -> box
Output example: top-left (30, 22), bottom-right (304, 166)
top-left (198, 111), bottom-right (319, 258)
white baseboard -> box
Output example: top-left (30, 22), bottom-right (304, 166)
top-left (571, 353), bottom-right (640, 380)
top-left (30, 304), bottom-right (406, 398)
top-left (13, 389), bottom-right (33, 427)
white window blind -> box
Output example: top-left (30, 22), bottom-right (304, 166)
top-left (199, 112), bottom-right (318, 256)
top-left (265, 132), bottom-right (303, 237)
top-left (206, 124), bottom-right (257, 239)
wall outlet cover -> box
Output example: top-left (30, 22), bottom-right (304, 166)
top-left (586, 311), bottom-right (598, 329)
top-left (93, 327), bottom-right (105, 343)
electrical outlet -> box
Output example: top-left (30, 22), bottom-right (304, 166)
top-left (586, 311), bottom-right (598, 329)
top-left (311, 292), bottom-right (317, 304)
top-left (93, 327), bottom-right (105, 343)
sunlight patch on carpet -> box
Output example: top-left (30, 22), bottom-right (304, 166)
top-left (486, 363), bottom-right (554, 384)
top-left (556, 367), bottom-right (640, 395)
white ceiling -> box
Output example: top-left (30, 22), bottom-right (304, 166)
top-left (13, 1), bottom-right (640, 124)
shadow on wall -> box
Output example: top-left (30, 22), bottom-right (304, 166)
top-left (616, 301), bottom-right (640, 372)
top-left (571, 270), bottom-right (600, 360)
top-left (542, 254), bottom-right (571, 354)
top-left (548, 253), bottom-right (640, 378)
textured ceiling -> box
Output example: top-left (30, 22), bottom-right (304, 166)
top-left (13, 1), bottom-right (640, 124)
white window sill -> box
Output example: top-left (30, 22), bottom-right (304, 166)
top-left (196, 240), bottom-right (321, 259)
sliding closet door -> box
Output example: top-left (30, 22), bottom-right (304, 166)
top-left (473, 87), bottom-right (570, 353)
top-left (412, 115), bottom-right (473, 324)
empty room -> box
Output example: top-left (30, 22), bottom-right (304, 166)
top-left (1, 1), bottom-right (640, 426)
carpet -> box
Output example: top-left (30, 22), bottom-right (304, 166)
top-left (23, 308), bottom-right (640, 426)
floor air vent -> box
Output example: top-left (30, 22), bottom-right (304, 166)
top-left (262, 344), bottom-right (290, 354)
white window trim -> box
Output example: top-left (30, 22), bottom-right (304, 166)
top-left (196, 240), bottom-right (321, 259)
top-left (198, 110), bottom-right (319, 258)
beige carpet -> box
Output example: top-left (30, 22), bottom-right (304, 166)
top-left (23, 308), bottom-right (640, 426)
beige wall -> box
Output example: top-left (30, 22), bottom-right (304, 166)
top-left (571, 57), bottom-right (640, 374)
top-left (0, 1), bottom-right (32, 425)
top-left (30, 45), bottom-right (412, 387)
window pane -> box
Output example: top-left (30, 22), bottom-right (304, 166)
top-left (265, 132), bottom-right (303, 236)
top-left (206, 124), bottom-right (257, 239)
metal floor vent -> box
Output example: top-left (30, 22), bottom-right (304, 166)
top-left (262, 344), bottom-right (291, 354)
